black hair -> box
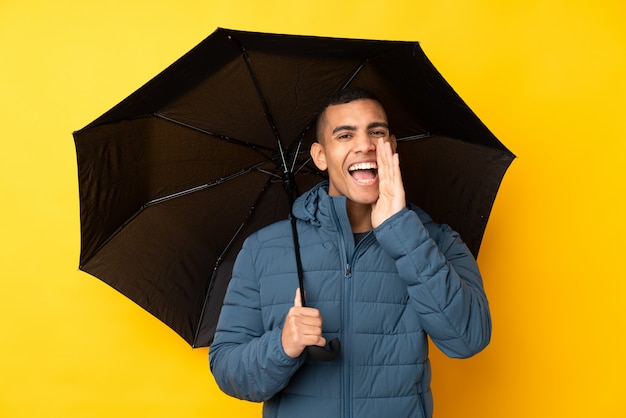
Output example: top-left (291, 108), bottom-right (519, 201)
top-left (322, 86), bottom-right (380, 108)
top-left (315, 87), bottom-right (382, 141)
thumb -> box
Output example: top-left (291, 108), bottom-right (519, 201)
top-left (294, 288), bottom-right (303, 307)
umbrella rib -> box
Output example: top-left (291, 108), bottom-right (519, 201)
top-left (396, 133), bottom-right (433, 142)
top-left (78, 161), bottom-right (269, 270)
top-left (154, 113), bottom-right (275, 158)
top-left (342, 59), bottom-right (368, 89)
top-left (285, 57), bottom-right (370, 169)
top-left (193, 176), bottom-right (275, 346)
top-left (228, 35), bottom-right (290, 174)
top-left (146, 161), bottom-right (268, 206)
top-left (288, 139), bottom-right (303, 173)
top-left (293, 155), bottom-right (314, 176)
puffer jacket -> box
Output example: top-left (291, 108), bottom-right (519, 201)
top-left (209, 181), bottom-right (491, 418)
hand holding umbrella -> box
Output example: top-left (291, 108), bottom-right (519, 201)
top-left (281, 288), bottom-right (327, 358)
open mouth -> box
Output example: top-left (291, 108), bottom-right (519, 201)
top-left (348, 162), bottom-right (378, 185)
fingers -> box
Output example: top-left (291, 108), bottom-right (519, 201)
top-left (371, 137), bottom-right (406, 228)
top-left (282, 313), bottom-right (327, 357)
top-left (294, 287), bottom-right (303, 307)
top-left (282, 289), bottom-right (327, 358)
top-left (376, 137), bottom-right (401, 183)
top-left (375, 138), bottom-right (398, 198)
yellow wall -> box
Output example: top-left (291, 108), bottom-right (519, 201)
top-left (1, 0), bottom-right (624, 416)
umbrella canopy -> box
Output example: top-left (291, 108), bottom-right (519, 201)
top-left (74, 28), bottom-right (514, 348)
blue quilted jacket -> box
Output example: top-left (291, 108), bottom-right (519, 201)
top-left (210, 182), bottom-right (491, 418)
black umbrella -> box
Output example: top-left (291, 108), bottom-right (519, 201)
top-left (73, 28), bottom-right (514, 348)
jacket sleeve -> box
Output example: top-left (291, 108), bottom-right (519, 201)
top-left (209, 238), bottom-right (305, 402)
top-left (374, 208), bottom-right (492, 358)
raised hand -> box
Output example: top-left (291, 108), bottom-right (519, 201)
top-left (371, 137), bottom-right (406, 228)
top-left (281, 288), bottom-right (327, 358)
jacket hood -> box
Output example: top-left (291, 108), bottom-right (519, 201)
top-left (291, 181), bottom-right (333, 227)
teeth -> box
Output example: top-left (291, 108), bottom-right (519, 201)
top-left (349, 162), bottom-right (378, 171)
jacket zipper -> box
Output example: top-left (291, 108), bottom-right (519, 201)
top-left (343, 261), bottom-right (352, 418)
top-left (342, 234), bottom-right (374, 418)
top-left (329, 200), bottom-right (352, 418)
top-left (329, 199), bottom-right (375, 418)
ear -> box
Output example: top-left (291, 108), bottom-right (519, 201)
top-left (310, 142), bottom-right (327, 171)
top-left (390, 134), bottom-right (397, 153)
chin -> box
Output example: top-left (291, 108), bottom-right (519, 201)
top-left (350, 193), bottom-right (379, 205)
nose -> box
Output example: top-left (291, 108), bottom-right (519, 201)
top-left (354, 132), bottom-right (376, 153)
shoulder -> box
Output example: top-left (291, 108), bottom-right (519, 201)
top-left (238, 220), bottom-right (292, 257)
top-left (250, 219), bottom-right (292, 242)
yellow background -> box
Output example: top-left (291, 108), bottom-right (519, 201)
top-left (1, 0), bottom-right (625, 417)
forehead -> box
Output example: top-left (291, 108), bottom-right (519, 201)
top-left (322, 99), bottom-right (388, 128)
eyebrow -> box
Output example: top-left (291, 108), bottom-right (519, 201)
top-left (332, 125), bottom-right (356, 135)
top-left (368, 122), bottom-right (389, 130)
top-left (331, 122), bottom-right (389, 135)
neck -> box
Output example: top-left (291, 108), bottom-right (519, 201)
top-left (346, 200), bottom-right (373, 233)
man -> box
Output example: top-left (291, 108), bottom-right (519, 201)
top-left (210, 87), bottom-right (491, 417)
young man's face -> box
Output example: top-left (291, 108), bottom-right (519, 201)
top-left (311, 98), bottom-right (396, 206)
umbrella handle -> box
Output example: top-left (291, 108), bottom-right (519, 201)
top-left (306, 338), bottom-right (341, 362)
